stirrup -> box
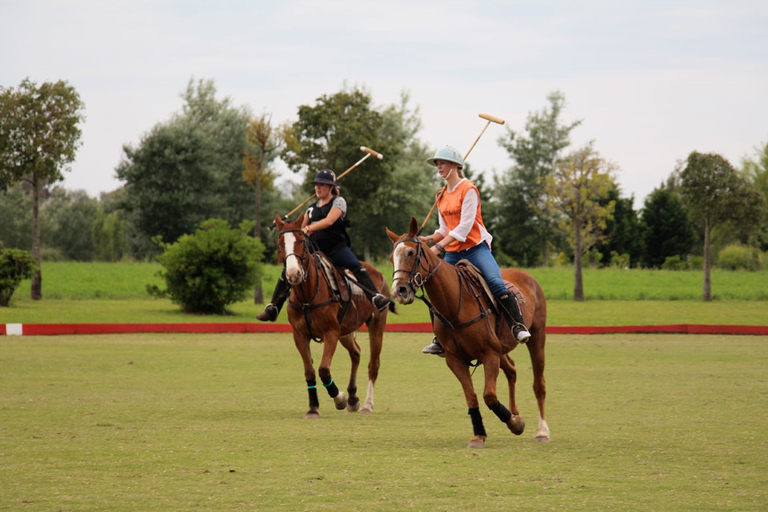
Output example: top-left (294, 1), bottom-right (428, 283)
top-left (513, 325), bottom-right (531, 344)
top-left (255, 303), bottom-right (278, 322)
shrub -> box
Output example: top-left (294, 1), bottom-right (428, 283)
top-left (0, 249), bottom-right (38, 306)
top-left (717, 244), bottom-right (761, 271)
top-left (661, 255), bottom-right (685, 270)
top-left (609, 251), bottom-right (630, 269)
top-left (147, 219), bottom-right (264, 314)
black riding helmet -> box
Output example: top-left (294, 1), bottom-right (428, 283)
top-left (313, 169), bottom-right (337, 186)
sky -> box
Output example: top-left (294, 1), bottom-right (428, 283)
top-left (2, 0), bottom-right (767, 209)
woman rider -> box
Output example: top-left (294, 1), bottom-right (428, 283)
top-left (420, 146), bottom-right (531, 355)
top-left (256, 169), bottom-right (390, 321)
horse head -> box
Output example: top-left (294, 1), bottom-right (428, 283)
top-left (275, 213), bottom-right (309, 286)
top-left (386, 216), bottom-right (440, 305)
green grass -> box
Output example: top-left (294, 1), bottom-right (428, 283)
top-left (2, 262), bottom-right (767, 326)
top-left (1, 333), bottom-right (766, 511)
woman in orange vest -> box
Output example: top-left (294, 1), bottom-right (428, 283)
top-left (420, 146), bottom-right (531, 355)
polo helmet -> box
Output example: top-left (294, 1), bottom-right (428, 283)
top-left (427, 145), bottom-right (464, 169)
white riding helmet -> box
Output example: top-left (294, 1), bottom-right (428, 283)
top-left (427, 145), bottom-right (464, 169)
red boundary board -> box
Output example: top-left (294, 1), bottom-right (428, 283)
top-left (2, 323), bottom-right (768, 336)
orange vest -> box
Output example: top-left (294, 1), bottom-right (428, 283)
top-left (437, 180), bottom-right (486, 252)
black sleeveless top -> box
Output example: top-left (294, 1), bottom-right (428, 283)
top-left (307, 197), bottom-right (351, 256)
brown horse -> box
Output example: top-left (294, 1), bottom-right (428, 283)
top-left (275, 214), bottom-right (392, 419)
top-left (387, 217), bottom-right (550, 448)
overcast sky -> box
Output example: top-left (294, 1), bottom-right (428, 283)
top-left (2, 0), bottom-right (767, 209)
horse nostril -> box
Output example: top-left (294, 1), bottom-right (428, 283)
top-left (397, 286), bottom-right (408, 297)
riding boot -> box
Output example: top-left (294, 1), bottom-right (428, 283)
top-left (352, 267), bottom-right (391, 312)
top-left (256, 273), bottom-right (290, 322)
top-left (497, 292), bottom-right (531, 343)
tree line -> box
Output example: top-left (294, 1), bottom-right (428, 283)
top-left (2, 78), bottom-right (767, 302)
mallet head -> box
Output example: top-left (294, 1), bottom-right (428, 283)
top-left (479, 113), bottom-right (505, 125)
top-left (361, 146), bottom-right (384, 160)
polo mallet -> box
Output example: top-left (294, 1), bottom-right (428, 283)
top-left (270, 146), bottom-right (384, 229)
top-left (418, 113), bottom-right (506, 234)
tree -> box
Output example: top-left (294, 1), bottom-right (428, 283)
top-left (594, 186), bottom-right (644, 268)
top-left (0, 78), bottom-right (85, 299)
top-left (640, 186), bottom-right (694, 268)
top-left (546, 144), bottom-right (616, 300)
top-left (242, 112), bottom-right (288, 303)
top-left (116, 78), bottom-right (253, 258)
top-left (281, 87), bottom-right (401, 260)
top-left (679, 151), bottom-right (767, 300)
top-left (0, 249), bottom-right (37, 306)
top-left (740, 139), bottom-right (768, 250)
top-left (494, 91), bottom-right (581, 266)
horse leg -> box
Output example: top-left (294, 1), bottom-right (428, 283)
top-left (445, 355), bottom-right (486, 449)
top-left (338, 333), bottom-right (361, 412)
top-left (499, 353), bottom-right (526, 435)
top-left (318, 329), bottom-right (348, 411)
top-left (359, 310), bottom-right (385, 414)
top-left (293, 334), bottom-right (320, 419)
top-left (527, 330), bottom-right (550, 442)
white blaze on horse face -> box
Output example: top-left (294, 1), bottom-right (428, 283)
top-left (283, 232), bottom-right (302, 282)
top-left (392, 243), bottom-right (410, 288)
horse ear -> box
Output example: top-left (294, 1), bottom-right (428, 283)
top-left (386, 227), bottom-right (400, 243)
top-left (408, 217), bottom-right (418, 236)
top-left (275, 214), bottom-right (284, 230)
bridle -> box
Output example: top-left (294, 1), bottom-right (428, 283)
top-left (391, 236), bottom-right (442, 294)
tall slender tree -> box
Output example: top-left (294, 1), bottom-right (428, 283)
top-left (546, 144), bottom-right (616, 301)
top-left (0, 79), bottom-right (85, 299)
top-left (679, 151), bottom-right (766, 300)
top-left (494, 91), bottom-right (581, 265)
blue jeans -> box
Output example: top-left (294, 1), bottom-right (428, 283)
top-left (326, 245), bottom-right (362, 272)
top-left (444, 242), bottom-right (506, 296)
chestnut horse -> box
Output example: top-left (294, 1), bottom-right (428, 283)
top-left (275, 214), bottom-right (392, 419)
top-left (387, 217), bottom-right (550, 448)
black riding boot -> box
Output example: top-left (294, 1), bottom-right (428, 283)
top-left (256, 272), bottom-right (290, 322)
top-left (352, 267), bottom-right (390, 312)
top-left (497, 292), bottom-right (531, 343)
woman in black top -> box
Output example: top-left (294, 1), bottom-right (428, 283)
top-left (256, 169), bottom-right (390, 322)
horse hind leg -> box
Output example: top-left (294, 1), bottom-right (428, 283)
top-left (359, 313), bottom-right (385, 414)
top-left (527, 332), bottom-right (550, 442)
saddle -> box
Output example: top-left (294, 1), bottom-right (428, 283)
top-left (455, 259), bottom-right (525, 315)
top-left (313, 251), bottom-right (367, 325)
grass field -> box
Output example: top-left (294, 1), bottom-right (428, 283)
top-left (1, 332), bottom-right (766, 511)
top-left (2, 262), bottom-right (767, 326)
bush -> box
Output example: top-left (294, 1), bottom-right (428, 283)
top-left (0, 248), bottom-right (38, 306)
top-left (147, 219), bottom-right (264, 314)
top-left (717, 244), bottom-right (762, 271)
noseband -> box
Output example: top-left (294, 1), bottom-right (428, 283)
top-left (392, 237), bottom-right (442, 293)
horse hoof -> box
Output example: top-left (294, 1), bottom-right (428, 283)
top-left (333, 391), bottom-right (348, 410)
top-left (534, 434), bottom-right (550, 443)
top-left (346, 400), bottom-right (360, 412)
top-left (467, 435), bottom-right (486, 449)
top-left (305, 411), bottom-right (319, 419)
top-left (507, 415), bottom-right (526, 436)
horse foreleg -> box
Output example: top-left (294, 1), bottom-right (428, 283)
top-left (318, 330), bottom-right (348, 411)
top-left (499, 353), bottom-right (525, 435)
top-left (338, 333), bottom-right (361, 412)
top-left (485, 352), bottom-right (525, 436)
top-left (527, 333), bottom-right (550, 442)
top-left (445, 355), bottom-right (486, 449)
top-left (293, 335), bottom-right (320, 419)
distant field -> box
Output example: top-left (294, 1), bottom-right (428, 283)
top-left (2, 262), bottom-right (767, 326)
